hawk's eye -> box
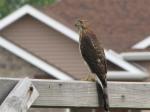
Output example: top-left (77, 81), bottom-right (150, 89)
top-left (78, 20), bottom-right (83, 23)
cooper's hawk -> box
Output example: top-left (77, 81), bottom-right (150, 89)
top-left (75, 19), bottom-right (109, 112)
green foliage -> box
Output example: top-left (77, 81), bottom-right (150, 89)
top-left (0, 0), bottom-right (55, 19)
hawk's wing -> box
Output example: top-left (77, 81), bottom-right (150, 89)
top-left (80, 31), bottom-right (107, 78)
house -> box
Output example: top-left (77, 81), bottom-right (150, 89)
top-left (0, 1), bottom-right (149, 112)
top-left (0, 5), bottom-right (147, 82)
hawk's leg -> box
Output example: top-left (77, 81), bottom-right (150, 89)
top-left (82, 74), bottom-right (96, 81)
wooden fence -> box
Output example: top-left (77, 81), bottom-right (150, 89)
top-left (0, 77), bottom-right (150, 112)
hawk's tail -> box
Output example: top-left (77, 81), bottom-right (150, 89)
top-left (96, 79), bottom-right (110, 112)
top-left (103, 86), bottom-right (110, 112)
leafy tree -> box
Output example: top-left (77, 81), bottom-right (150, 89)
top-left (0, 0), bottom-right (55, 19)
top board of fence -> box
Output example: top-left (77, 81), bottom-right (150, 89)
top-left (0, 77), bottom-right (150, 109)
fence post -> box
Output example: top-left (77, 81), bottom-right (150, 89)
top-left (0, 77), bottom-right (39, 112)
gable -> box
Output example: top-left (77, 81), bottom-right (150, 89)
top-left (0, 15), bottom-right (89, 79)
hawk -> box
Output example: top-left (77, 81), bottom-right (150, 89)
top-left (75, 19), bottom-right (109, 112)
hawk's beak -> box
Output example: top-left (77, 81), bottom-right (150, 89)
top-left (75, 21), bottom-right (81, 31)
top-left (74, 21), bottom-right (79, 28)
top-left (74, 23), bottom-right (78, 27)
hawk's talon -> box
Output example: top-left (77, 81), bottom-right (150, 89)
top-left (81, 74), bottom-right (96, 82)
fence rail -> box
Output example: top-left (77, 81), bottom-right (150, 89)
top-left (0, 77), bottom-right (150, 109)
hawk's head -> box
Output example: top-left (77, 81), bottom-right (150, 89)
top-left (75, 19), bottom-right (88, 33)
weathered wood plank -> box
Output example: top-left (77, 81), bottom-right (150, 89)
top-left (0, 77), bottom-right (149, 109)
top-left (0, 77), bottom-right (39, 112)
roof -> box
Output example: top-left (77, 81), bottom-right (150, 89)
top-left (0, 5), bottom-right (148, 80)
top-left (43, 0), bottom-right (150, 52)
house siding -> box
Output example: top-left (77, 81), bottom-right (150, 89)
top-left (0, 47), bottom-right (50, 78)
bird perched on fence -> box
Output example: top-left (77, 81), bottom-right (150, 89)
top-left (75, 19), bottom-right (109, 112)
